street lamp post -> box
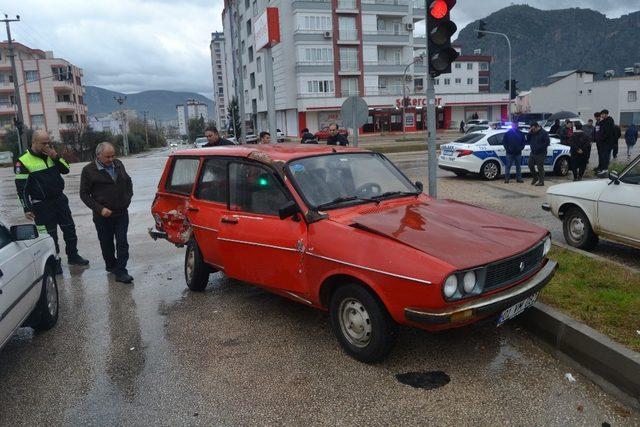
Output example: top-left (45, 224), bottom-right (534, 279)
top-left (475, 28), bottom-right (512, 120)
top-left (402, 54), bottom-right (425, 140)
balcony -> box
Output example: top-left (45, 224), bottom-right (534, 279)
top-left (365, 86), bottom-right (405, 96)
top-left (293, 28), bottom-right (333, 43)
top-left (297, 92), bottom-right (335, 100)
top-left (339, 61), bottom-right (360, 75)
top-left (292, 0), bottom-right (331, 10)
top-left (336, 0), bottom-right (358, 13)
top-left (0, 81), bottom-right (14, 91)
top-left (53, 78), bottom-right (74, 89)
top-left (58, 122), bottom-right (78, 131)
top-left (337, 29), bottom-right (359, 45)
top-left (364, 60), bottom-right (405, 74)
top-left (296, 60), bottom-right (334, 74)
top-left (361, 0), bottom-right (408, 14)
top-left (411, 0), bottom-right (426, 14)
top-left (56, 101), bottom-right (76, 111)
top-left (363, 30), bottom-right (410, 45)
top-left (0, 103), bottom-right (17, 114)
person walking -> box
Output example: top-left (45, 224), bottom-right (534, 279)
top-left (14, 130), bottom-right (89, 274)
top-left (300, 128), bottom-right (318, 144)
top-left (569, 122), bottom-right (591, 181)
top-left (459, 120), bottom-right (465, 133)
top-left (258, 131), bottom-right (271, 144)
top-left (203, 125), bottom-right (234, 147)
top-left (502, 124), bottom-right (526, 183)
top-left (527, 122), bottom-right (550, 186)
top-left (549, 119), bottom-right (561, 135)
top-left (327, 124), bottom-right (349, 146)
top-left (625, 124), bottom-right (638, 160)
top-left (79, 142), bottom-right (134, 284)
top-left (598, 109), bottom-right (616, 175)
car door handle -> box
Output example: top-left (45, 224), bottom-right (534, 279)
top-left (187, 206), bottom-right (200, 212)
top-left (221, 216), bottom-right (239, 224)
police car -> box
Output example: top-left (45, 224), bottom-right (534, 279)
top-left (439, 129), bottom-right (571, 180)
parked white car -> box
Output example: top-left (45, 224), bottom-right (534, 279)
top-left (543, 154), bottom-right (640, 250)
top-left (464, 119), bottom-right (489, 133)
top-left (0, 222), bottom-right (59, 351)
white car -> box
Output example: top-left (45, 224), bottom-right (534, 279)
top-left (543, 118), bottom-right (585, 134)
top-left (1, 222), bottom-right (59, 351)
top-left (194, 137), bottom-right (208, 148)
top-left (543, 154), bottom-right (640, 250)
top-left (439, 129), bottom-right (571, 180)
top-left (464, 120), bottom-right (489, 133)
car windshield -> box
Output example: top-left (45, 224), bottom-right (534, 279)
top-left (287, 153), bottom-right (418, 210)
top-left (453, 133), bottom-right (485, 144)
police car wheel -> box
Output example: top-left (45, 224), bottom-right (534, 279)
top-left (554, 157), bottom-right (570, 176)
top-left (481, 161), bottom-right (500, 181)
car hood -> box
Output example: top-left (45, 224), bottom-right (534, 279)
top-left (350, 199), bottom-right (547, 270)
top-left (547, 179), bottom-right (609, 200)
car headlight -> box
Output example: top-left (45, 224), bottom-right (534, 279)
top-left (463, 270), bottom-right (477, 293)
top-left (543, 236), bottom-right (552, 256)
top-left (443, 275), bottom-right (458, 298)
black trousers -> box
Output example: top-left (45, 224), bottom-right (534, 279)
top-left (528, 154), bottom-right (546, 183)
top-left (596, 142), bottom-right (612, 171)
top-left (32, 194), bottom-right (78, 258)
top-left (571, 155), bottom-right (588, 178)
top-left (93, 212), bottom-right (130, 274)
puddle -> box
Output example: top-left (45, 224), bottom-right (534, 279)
top-left (395, 371), bottom-right (450, 390)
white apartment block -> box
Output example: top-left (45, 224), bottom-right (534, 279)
top-left (529, 70), bottom-right (640, 126)
top-left (176, 99), bottom-right (209, 136)
top-left (0, 42), bottom-right (87, 143)
top-left (210, 32), bottom-right (230, 129)
top-left (221, 0), bottom-right (509, 137)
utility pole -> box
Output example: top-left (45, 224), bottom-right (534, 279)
top-left (143, 110), bottom-right (149, 149)
top-left (476, 24), bottom-right (512, 120)
top-left (3, 14), bottom-right (27, 155)
top-left (114, 96), bottom-right (129, 156)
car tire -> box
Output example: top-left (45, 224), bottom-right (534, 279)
top-left (454, 171), bottom-right (468, 177)
top-left (32, 266), bottom-right (59, 332)
top-left (563, 207), bottom-right (599, 250)
top-left (554, 156), bottom-right (570, 176)
top-left (329, 283), bottom-right (397, 363)
top-left (185, 239), bottom-right (211, 292)
top-left (481, 161), bottom-right (500, 181)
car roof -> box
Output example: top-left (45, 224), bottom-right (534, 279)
top-left (174, 143), bottom-right (369, 162)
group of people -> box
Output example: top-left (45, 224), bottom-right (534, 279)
top-left (202, 123), bottom-right (350, 147)
top-left (14, 131), bottom-right (134, 284)
top-left (502, 109), bottom-right (637, 185)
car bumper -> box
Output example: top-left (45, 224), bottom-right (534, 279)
top-left (148, 226), bottom-right (168, 241)
top-left (404, 260), bottom-right (558, 325)
top-left (541, 203), bottom-right (551, 212)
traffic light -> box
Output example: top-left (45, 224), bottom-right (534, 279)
top-left (477, 20), bottom-right (487, 39)
top-left (427, 0), bottom-right (458, 77)
top-left (504, 80), bottom-right (518, 99)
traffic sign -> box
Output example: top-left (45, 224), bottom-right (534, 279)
top-left (341, 96), bottom-right (369, 147)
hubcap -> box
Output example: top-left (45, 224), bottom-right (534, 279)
top-left (569, 217), bottom-right (585, 241)
top-left (45, 275), bottom-right (57, 316)
top-left (186, 247), bottom-right (195, 282)
top-left (560, 159), bottom-right (570, 176)
top-left (484, 163), bottom-right (498, 180)
top-left (338, 298), bottom-right (372, 348)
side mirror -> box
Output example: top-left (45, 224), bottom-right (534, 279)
top-left (415, 181), bottom-right (424, 192)
top-left (279, 200), bottom-right (300, 220)
top-left (10, 224), bottom-right (39, 241)
top-left (608, 170), bottom-right (620, 185)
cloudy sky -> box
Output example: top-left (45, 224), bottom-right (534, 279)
top-left (2, 0), bottom-right (636, 98)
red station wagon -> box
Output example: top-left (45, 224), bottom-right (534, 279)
top-left (150, 145), bottom-right (557, 362)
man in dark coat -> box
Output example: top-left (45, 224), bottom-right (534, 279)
top-left (625, 124), bottom-right (638, 160)
top-left (502, 125), bottom-right (526, 183)
top-left (549, 119), bottom-right (561, 135)
top-left (527, 122), bottom-right (550, 186)
top-left (203, 126), bottom-right (235, 147)
top-left (326, 124), bottom-right (349, 146)
top-left (300, 128), bottom-right (318, 144)
top-left (613, 124), bottom-right (622, 159)
top-left (597, 109), bottom-right (616, 174)
top-left (569, 122), bottom-right (591, 181)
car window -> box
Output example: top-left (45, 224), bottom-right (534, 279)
top-left (453, 133), bottom-right (484, 144)
top-left (229, 162), bottom-right (290, 216)
top-left (0, 224), bottom-right (12, 250)
top-left (166, 158), bottom-right (200, 195)
top-left (488, 133), bottom-right (505, 146)
top-left (195, 158), bottom-right (228, 203)
top-left (621, 160), bottom-right (640, 185)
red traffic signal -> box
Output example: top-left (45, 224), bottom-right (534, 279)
top-left (429, 0), bottom-right (449, 19)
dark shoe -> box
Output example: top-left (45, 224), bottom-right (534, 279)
top-left (531, 178), bottom-right (538, 186)
top-left (106, 265), bottom-right (116, 273)
top-left (55, 258), bottom-right (63, 275)
top-left (504, 180), bottom-right (510, 184)
top-left (535, 182), bottom-right (545, 187)
top-left (115, 273), bottom-right (134, 284)
top-left (68, 255), bottom-right (90, 266)
top-left (516, 179), bottom-right (524, 183)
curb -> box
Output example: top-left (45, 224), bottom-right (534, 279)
top-left (552, 241), bottom-right (640, 274)
top-left (519, 302), bottom-right (640, 409)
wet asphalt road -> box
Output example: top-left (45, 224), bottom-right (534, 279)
top-left (0, 147), bottom-right (638, 425)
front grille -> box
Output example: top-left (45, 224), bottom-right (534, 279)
top-left (485, 243), bottom-right (545, 291)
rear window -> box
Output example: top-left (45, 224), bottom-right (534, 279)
top-left (166, 158), bottom-right (200, 195)
top-left (453, 134), bottom-right (484, 144)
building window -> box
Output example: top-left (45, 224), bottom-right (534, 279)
top-left (28, 92), bottom-right (41, 103)
top-left (257, 56), bottom-right (262, 73)
top-left (454, 63), bottom-right (461, 69)
top-left (479, 77), bottom-right (489, 85)
top-left (341, 78), bottom-right (358, 96)
top-left (467, 78), bottom-right (473, 85)
top-left (304, 47), bottom-right (332, 63)
top-left (629, 91), bottom-right (637, 102)
top-left (434, 79), bottom-right (439, 85)
top-left (467, 63), bottom-right (473, 70)
top-left (30, 114), bottom-right (45, 129)
top-left (307, 80), bottom-right (334, 94)
top-left (338, 16), bottom-right (357, 40)
top-left (25, 70), bottom-right (39, 82)
top-left (248, 46), bottom-right (254, 62)
top-left (246, 19), bottom-right (252, 36)
top-left (455, 78), bottom-right (461, 84)
top-left (250, 72), bottom-right (255, 89)
top-left (303, 15), bottom-right (332, 31)
top-left (480, 62), bottom-right (489, 71)
top-left (258, 85), bottom-right (263, 101)
top-left (339, 47), bottom-right (358, 71)
top-left (444, 78), bottom-right (450, 85)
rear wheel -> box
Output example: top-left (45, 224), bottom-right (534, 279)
top-left (481, 161), bottom-right (500, 181)
top-left (563, 207), bottom-right (599, 250)
top-left (185, 239), bottom-right (211, 292)
top-left (554, 156), bottom-right (570, 176)
top-left (32, 266), bottom-right (59, 332)
top-left (329, 284), bottom-right (397, 363)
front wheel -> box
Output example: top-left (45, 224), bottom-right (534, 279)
top-left (481, 161), bottom-right (500, 181)
top-left (185, 239), bottom-right (211, 292)
top-left (554, 156), bottom-right (570, 176)
top-left (329, 284), bottom-right (397, 363)
top-left (32, 267), bottom-right (59, 332)
top-left (563, 207), bottom-right (599, 250)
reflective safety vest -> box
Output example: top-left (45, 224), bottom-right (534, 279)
top-left (14, 149), bottom-right (70, 212)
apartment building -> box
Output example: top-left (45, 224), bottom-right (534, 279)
top-left (210, 32), bottom-right (230, 129)
top-left (0, 42), bottom-right (87, 143)
top-left (176, 99), bottom-right (209, 136)
top-left (221, 0), bottom-right (509, 137)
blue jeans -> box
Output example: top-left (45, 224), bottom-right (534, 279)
top-left (505, 154), bottom-right (522, 181)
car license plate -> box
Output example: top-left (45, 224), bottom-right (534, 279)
top-left (497, 292), bottom-right (538, 326)
top-left (442, 149), bottom-right (454, 156)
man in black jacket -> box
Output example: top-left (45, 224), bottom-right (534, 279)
top-left (14, 130), bottom-right (89, 273)
top-left (597, 109), bottom-right (616, 175)
top-left (527, 122), bottom-right (550, 186)
top-left (203, 126), bottom-right (235, 147)
top-left (502, 125), bottom-right (526, 183)
top-left (80, 142), bottom-right (134, 283)
top-left (326, 124), bottom-right (349, 146)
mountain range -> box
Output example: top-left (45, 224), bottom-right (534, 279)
top-left (455, 5), bottom-right (640, 92)
top-left (84, 86), bottom-right (214, 122)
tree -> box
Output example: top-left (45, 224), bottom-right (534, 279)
top-left (0, 128), bottom-right (34, 162)
top-left (227, 96), bottom-right (241, 138)
top-left (188, 116), bottom-right (205, 143)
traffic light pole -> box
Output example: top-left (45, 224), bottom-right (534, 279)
top-left (475, 29), bottom-right (512, 120)
top-left (3, 15), bottom-right (27, 155)
top-left (425, 36), bottom-right (438, 198)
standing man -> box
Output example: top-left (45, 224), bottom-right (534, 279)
top-left (203, 125), bottom-right (234, 147)
top-left (625, 123), bottom-right (638, 160)
top-left (459, 120), bottom-right (465, 133)
top-left (14, 130), bottom-right (89, 273)
top-left (502, 124), bottom-right (526, 183)
top-left (582, 118), bottom-right (595, 142)
top-left (598, 109), bottom-right (616, 175)
top-left (558, 119), bottom-right (573, 145)
top-left (594, 112), bottom-right (605, 173)
top-left (549, 119), bottom-right (561, 135)
top-left (327, 124), bottom-right (349, 146)
top-left (300, 128), bottom-right (318, 144)
top-left (80, 142), bottom-right (134, 284)
top-left (569, 122), bottom-right (591, 181)
top-left (258, 131), bottom-right (271, 144)
top-left (527, 122), bottom-right (550, 187)
top-left (613, 124), bottom-right (622, 160)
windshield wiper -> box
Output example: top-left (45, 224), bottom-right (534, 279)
top-left (371, 191), bottom-right (421, 201)
top-left (316, 196), bottom-right (378, 210)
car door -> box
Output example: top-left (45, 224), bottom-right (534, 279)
top-left (217, 161), bottom-right (308, 295)
top-left (0, 224), bottom-right (36, 348)
top-left (597, 159), bottom-right (640, 243)
top-left (487, 133), bottom-right (506, 165)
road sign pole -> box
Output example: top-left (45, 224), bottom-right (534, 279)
top-left (264, 47), bottom-right (277, 142)
top-left (352, 101), bottom-right (358, 147)
top-left (425, 1), bottom-right (437, 198)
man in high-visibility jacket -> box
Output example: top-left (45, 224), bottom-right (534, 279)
top-left (14, 130), bottom-right (89, 273)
